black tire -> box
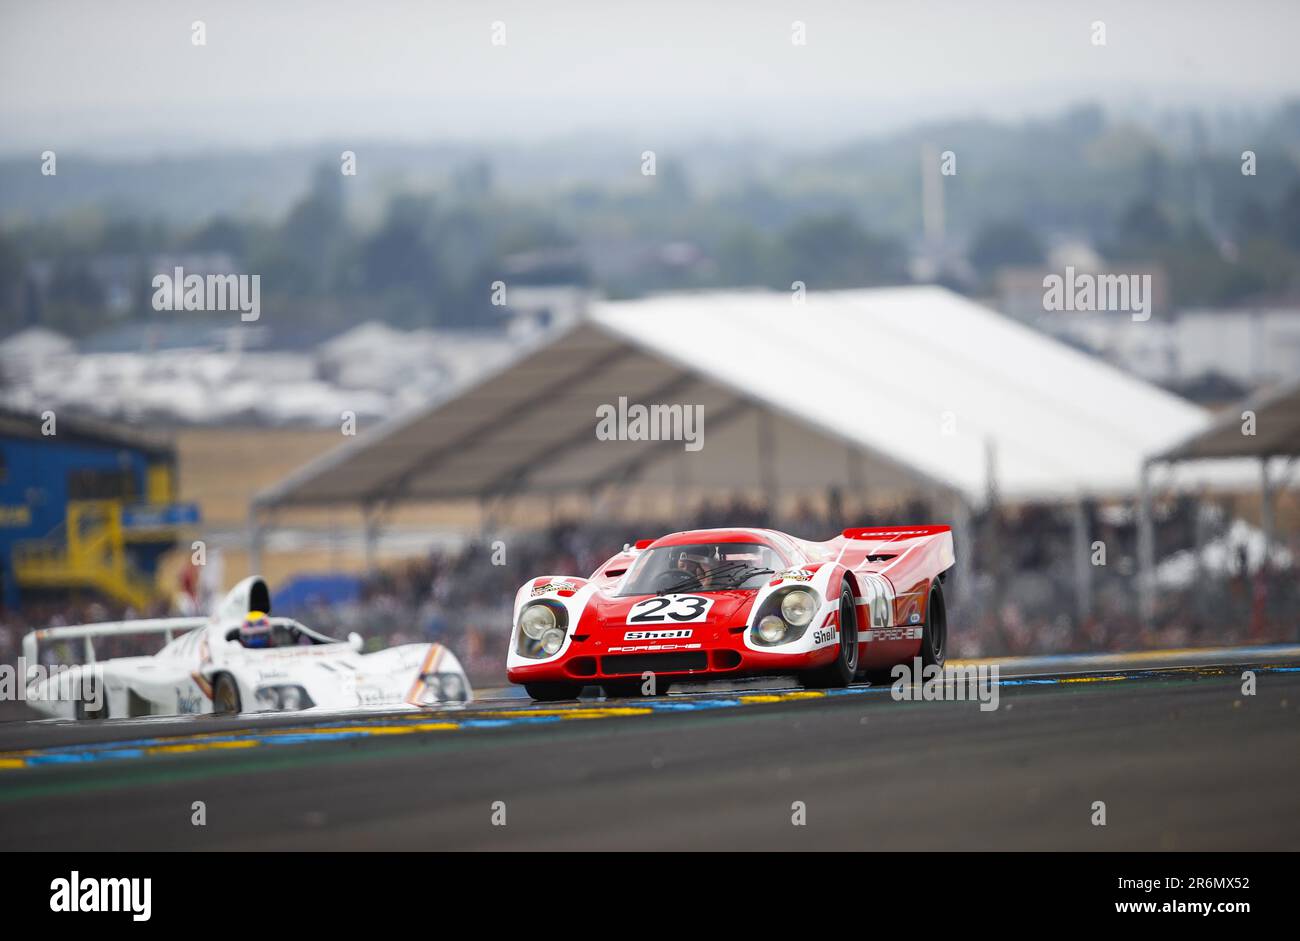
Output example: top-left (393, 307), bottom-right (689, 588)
top-left (525, 682), bottom-right (584, 702)
top-left (212, 673), bottom-right (242, 715)
top-left (921, 579), bottom-right (948, 668)
top-left (800, 585), bottom-right (860, 689)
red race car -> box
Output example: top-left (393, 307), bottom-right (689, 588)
top-left (507, 525), bottom-right (955, 700)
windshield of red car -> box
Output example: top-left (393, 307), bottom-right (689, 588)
top-left (618, 542), bottom-right (783, 596)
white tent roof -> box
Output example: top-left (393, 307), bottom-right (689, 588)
top-left (255, 286), bottom-right (1221, 510)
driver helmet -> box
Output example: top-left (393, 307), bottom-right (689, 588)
top-left (240, 611), bottom-right (272, 648)
top-left (676, 549), bottom-right (713, 580)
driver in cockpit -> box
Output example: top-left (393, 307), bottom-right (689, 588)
top-left (239, 611), bottom-right (274, 648)
top-left (674, 549), bottom-right (722, 589)
top-left (239, 611), bottom-right (314, 648)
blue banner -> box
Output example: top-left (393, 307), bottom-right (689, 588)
top-left (121, 503), bottom-right (201, 528)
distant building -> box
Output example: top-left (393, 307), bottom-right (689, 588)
top-left (1168, 308), bottom-right (1300, 390)
top-left (501, 284), bottom-right (592, 334)
top-left (0, 408), bottom-right (199, 610)
top-left (1000, 304), bottom-right (1300, 403)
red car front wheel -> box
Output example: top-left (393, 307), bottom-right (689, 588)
top-left (800, 585), bottom-right (859, 689)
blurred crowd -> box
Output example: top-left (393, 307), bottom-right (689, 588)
top-left (0, 597), bottom-right (174, 678)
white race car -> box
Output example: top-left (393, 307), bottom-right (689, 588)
top-left (21, 576), bottom-right (473, 719)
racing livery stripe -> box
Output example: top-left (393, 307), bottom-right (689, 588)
top-left (404, 644), bottom-right (444, 706)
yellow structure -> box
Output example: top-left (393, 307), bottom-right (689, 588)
top-left (13, 501), bottom-right (169, 609)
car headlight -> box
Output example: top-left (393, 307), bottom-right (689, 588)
top-left (515, 602), bottom-right (569, 659)
top-left (781, 589), bottom-right (817, 627)
top-left (752, 587), bottom-right (823, 647)
top-left (757, 615), bottom-right (787, 644)
top-left (419, 673), bottom-right (443, 704)
top-left (439, 672), bottom-right (466, 702)
top-left (420, 672), bottom-right (468, 704)
top-left (254, 684), bottom-right (314, 711)
top-left (520, 604), bottom-right (556, 640)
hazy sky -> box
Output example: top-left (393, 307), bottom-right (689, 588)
top-left (3, 0), bottom-right (1299, 155)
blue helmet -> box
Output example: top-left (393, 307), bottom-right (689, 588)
top-left (240, 611), bottom-right (272, 648)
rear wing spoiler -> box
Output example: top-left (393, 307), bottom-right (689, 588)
top-left (842, 525), bottom-right (951, 540)
top-left (838, 525), bottom-right (955, 581)
top-left (21, 617), bottom-right (208, 670)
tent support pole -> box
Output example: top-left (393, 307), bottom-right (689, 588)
top-left (1192, 489), bottom-right (1209, 608)
top-left (1137, 461), bottom-right (1155, 628)
top-left (952, 494), bottom-right (973, 607)
top-left (1072, 495), bottom-right (1092, 624)
top-left (1259, 457), bottom-right (1275, 574)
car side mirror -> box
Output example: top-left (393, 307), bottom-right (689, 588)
top-left (348, 632), bottom-right (363, 652)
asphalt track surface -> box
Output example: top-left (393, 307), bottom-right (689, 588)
top-left (1, 645), bottom-right (1297, 850)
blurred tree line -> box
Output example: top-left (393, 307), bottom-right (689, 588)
top-left (2, 101), bottom-right (1300, 339)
